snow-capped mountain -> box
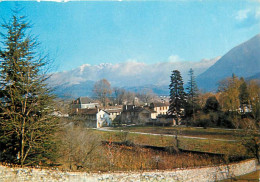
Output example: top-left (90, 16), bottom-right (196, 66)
top-left (49, 58), bottom-right (219, 98)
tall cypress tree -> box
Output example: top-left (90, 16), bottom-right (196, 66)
top-left (168, 70), bottom-right (186, 122)
top-left (0, 12), bottom-right (58, 166)
top-left (239, 78), bottom-right (249, 105)
top-left (239, 78), bottom-right (249, 113)
top-left (186, 68), bottom-right (199, 120)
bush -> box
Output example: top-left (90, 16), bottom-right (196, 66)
top-left (192, 111), bottom-right (235, 128)
top-left (59, 126), bottom-right (101, 170)
top-left (203, 96), bottom-right (221, 113)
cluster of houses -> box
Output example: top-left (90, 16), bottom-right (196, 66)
top-left (70, 97), bottom-right (175, 128)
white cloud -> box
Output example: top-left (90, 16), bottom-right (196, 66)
top-left (79, 64), bottom-right (91, 73)
top-left (255, 7), bottom-right (260, 18)
top-left (49, 57), bottom-right (219, 87)
top-left (235, 9), bottom-right (251, 21)
top-left (235, 8), bottom-right (260, 28)
top-left (168, 55), bottom-right (182, 63)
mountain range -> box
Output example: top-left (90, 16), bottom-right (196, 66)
top-left (49, 58), bottom-right (218, 98)
top-left (196, 34), bottom-right (260, 91)
top-left (49, 33), bottom-right (260, 98)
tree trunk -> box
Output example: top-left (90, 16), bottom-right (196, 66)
top-left (20, 123), bottom-right (25, 167)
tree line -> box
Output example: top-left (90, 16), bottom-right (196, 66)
top-left (168, 70), bottom-right (260, 129)
top-left (92, 78), bottom-right (157, 107)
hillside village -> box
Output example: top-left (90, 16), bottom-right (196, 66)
top-left (69, 96), bottom-right (174, 128)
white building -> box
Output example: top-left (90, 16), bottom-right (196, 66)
top-left (150, 102), bottom-right (170, 117)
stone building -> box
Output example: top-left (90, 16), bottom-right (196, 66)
top-left (72, 108), bottom-right (111, 128)
top-left (120, 105), bottom-right (157, 124)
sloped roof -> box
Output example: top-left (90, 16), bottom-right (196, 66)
top-left (79, 97), bottom-right (95, 104)
top-left (122, 106), bottom-right (156, 113)
top-left (105, 109), bottom-right (122, 114)
top-left (142, 108), bottom-right (157, 113)
top-left (79, 108), bottom-right (98, 115)
top-left (151, 102), bottom-right (170, 107)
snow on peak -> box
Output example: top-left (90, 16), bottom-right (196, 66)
top-left (95, 63), bottom-right (113, 69)
top-left (49, 59), bottom-right (215, 88)
top-left (79, 64), bottom-right (91, 73)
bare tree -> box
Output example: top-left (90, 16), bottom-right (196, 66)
top-left (125, 91), bottom-right (136, 105)
top-left (114, 87), bottom-right (126, 105)
top-left (93, 79), bottom-right (112, 107)
top-left (137, 88), bottom-right (156, 104)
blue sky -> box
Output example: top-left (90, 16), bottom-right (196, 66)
top-left (0, 0), bottom-right (260, 72)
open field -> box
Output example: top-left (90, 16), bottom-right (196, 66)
top-left (57, 126), bottom-right (256, 172)
top-left (111, 126), bottom-right (247, 140)
top-left (58, 127), bottom-right (227, 172)
top-left (92, 127), bottom-right (248, 156)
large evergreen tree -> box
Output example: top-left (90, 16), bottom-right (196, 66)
top-left (0, 12), bottom-right (58, 166)
top-left (168, 70), bottom-right (186, 122)
top-left (186, 68), bottom-right (199, 120)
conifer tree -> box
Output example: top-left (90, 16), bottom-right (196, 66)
top-left (0, 12), bottom-right (58, 166)
top-left (168, 70), bottom-right (186, 122)
top-left (186, 68), bottom-right (199, 120)
top-left (239, 78), bottom-right (249, 105)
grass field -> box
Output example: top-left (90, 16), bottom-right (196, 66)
top-left (111, 126), bottom-right (246, 140)
top-left (58, 125), bottom-right (257, 172)
top-left (92, 127), bottom-right (248, 156)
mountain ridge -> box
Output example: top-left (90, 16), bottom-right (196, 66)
top-left (49, 58), bottom-right (218, 98)
top-left (196, 33), bottom-right (260, 91)
top-left (50, 33), bottom-right (260, 97)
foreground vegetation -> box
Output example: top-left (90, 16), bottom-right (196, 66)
top-left (57, 125), bottom-right (227, 172)
top-left (91, 128), bottom-right (246, 156)
top-left (53, 119), bottom-right (260, 172)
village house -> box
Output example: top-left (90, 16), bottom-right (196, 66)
top-left (120, 103), bottom-right (177, 126)
top-left (120, 105), bottom-right (157, 124)
top-left (238, 105), bottom-right (252, 113)
top-left (71, 97), bottom-right (100, 109)
top-left (72, 108), bottom-right (111, 128)
top-left (150, 102), bottom-right (170, 117)
top-left (104, 107), bottom-right (122, 121)
top-left (156, 115), bottom-right (177, 126)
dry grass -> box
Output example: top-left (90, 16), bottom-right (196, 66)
top-left (59, 143), bottom-right (225, 172)
top-left (57, 126), bottom-right (251, 172)
top-left (92, 129), bottom-right (247, 156)
top-left (112, 126), bottom-right (247, 140)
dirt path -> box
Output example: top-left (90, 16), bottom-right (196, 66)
top-left (96, 127), bottom-right (237, 142)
